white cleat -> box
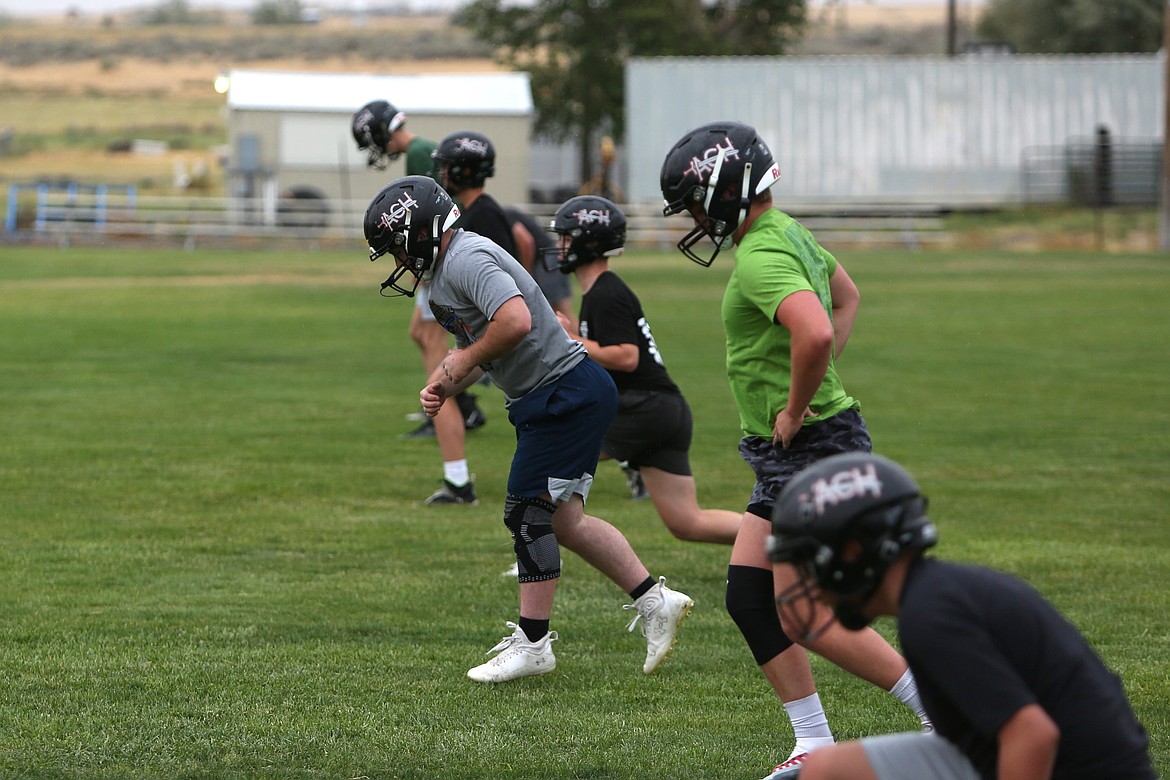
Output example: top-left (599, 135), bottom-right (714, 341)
top-left (761, 751), bottom-right (809, 780)
top-left (623, 576), bottom-right (694, 674)
top-left (467, 622), bottom-right (557, 683)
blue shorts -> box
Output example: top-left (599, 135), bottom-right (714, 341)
top-left (506, 358), bottom-right (617, 502)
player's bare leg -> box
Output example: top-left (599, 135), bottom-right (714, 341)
top-left (641, 467), bottom-right (739, 544)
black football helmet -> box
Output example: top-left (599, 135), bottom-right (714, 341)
top-left (352, 100), bottom-right (406, 170)
top-left (363, 175), bottom-right (461, 298)
top-left (543, 196), bottom-right (627, 274)
top-left (659, 121), bottom-right (782, 266)
top-left (768, 453), bottom-right (938, 639)
top-left (431, 130), bottom-right (496, 192)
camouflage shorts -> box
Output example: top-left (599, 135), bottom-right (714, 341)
top-left (738, 408), bottom-right (871, 520)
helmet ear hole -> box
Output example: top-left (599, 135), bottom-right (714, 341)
top-left (838, 538), bottom-right (865, 565)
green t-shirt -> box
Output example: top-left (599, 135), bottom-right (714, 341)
top-left (406, 137), bottom-right (438, 178)
top-left (722, 207), bottom-right (858, 437)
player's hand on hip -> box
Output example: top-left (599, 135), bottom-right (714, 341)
top-left (774, 407), bottom-right (811, 449)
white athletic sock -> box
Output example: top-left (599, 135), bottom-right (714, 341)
top-left (784, 692), bottom-right (834, 754)
top-left (889, 667), bottom-right (932, 727)
top-left (444, 460), bottom-right (470, 487)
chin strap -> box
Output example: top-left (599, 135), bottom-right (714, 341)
top-left (736, 161), bottom-right (753, 236)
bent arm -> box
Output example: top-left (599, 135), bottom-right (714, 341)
top-left (828, 262), bottom-right (860, 359)
top-left (437, 295), bottom-right (530, 390)
top-left (996, 704), bottom-right (1059, 780)
top-left (776, 289), bottom-right (834, 418)
top-left (512, 221), bottom-right (537, 273)
top-left (561, 323), bottom-right (639, 373)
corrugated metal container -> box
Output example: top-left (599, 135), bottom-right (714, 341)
top-left (626, 55), bottom-right (1162, 206)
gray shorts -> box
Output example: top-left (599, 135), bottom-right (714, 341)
top-left (862, 732), bottom-right (981, 780)
top-left (739, 408), bottom-right (870, 519)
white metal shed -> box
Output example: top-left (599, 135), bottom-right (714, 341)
top-left (223, 69), bottom-right (534, 215)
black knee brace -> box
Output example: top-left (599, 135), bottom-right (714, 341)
top-left (503, 494), bottom-right (561, 583)
top-left (726, 564), bottom-right (794, 665)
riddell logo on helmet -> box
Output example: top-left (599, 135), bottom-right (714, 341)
top-left (803, 464), bottom-right (883, 515)
top-left (376, 193), bottom-right (419, 230)
top-left (455, 137), bottom-right (489, 156)
top-left (684, 137), bottom-right (740, 181)
top-left (572, 208), bottom-right (611, 226)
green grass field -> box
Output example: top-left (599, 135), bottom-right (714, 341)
top-left (1, 245), bottom-right (1167, 779)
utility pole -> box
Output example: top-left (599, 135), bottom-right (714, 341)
top-left (947, 0), bottom-right (958, 57)
top-left (1161, 0), bottom-right (1170, 251)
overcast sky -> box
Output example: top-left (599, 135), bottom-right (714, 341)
top-left (1, 0), bottom-right (979, 18)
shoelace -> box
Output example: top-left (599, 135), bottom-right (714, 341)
top-left (623, 603), bottom-right (645, 634)
top-left (623, 577), bottom-right (667, 633)
top-left (770, 752), bottom-right (809, 773)
top-left (485, 622), bottom-right (523, 655)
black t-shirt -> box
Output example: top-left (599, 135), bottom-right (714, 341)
top-left (501, 206), bottom-right (572, 305)
top-left (458, 193), bottom-right (517, 259)
top-left (578, 271), bottom-right (680, 396)
top-left (898, 558), bottom-right (1155, 780)
top-left (502, 206), bottom-right (554, 256)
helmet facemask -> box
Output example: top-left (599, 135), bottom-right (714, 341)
top-left (359, 126), bottom-right (392, 171)
top-left (370, 209), bottom-right (448, 298)
top-left (667, 150), bottom-right (753, 267)
top-left (775, 557), bottom-right (838, 644)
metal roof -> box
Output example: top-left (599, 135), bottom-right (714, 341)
top-left (225, 69), bottom-right (533, 115)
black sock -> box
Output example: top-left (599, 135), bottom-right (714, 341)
top-left (628, 576), bottom-right (656, 601)
top-left (519, 617), bottom-right (549, 643)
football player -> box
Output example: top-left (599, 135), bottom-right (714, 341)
top-left (363, 175), bottom-right (694, 683)
top-left (770, 452), bottom-right (1157, 780)
top-left (546, 194), bottom-right (740, 540)
top-left (351, 102), bottom-right (484, 504)
top-left (660, 121), bottom-right (929, 779)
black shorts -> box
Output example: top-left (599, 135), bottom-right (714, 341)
top-left (739, 408), bottom-right (871, 519)
top-left (602, 390), bottom-right (693, 476)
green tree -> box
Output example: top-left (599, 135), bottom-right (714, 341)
top-left (141, 0), bottom-right (193, 24)
top-left (976, 0), bottom-right (1163, 53)
top-left (252, 0), bottom-right (304, 25)
top-left (138, 0), bottom-right (222, 25)
top-left (457, 0), bottom-right (806, 184)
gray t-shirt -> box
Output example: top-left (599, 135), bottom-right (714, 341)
top-left (428, 229), bottom-right (586, 402)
